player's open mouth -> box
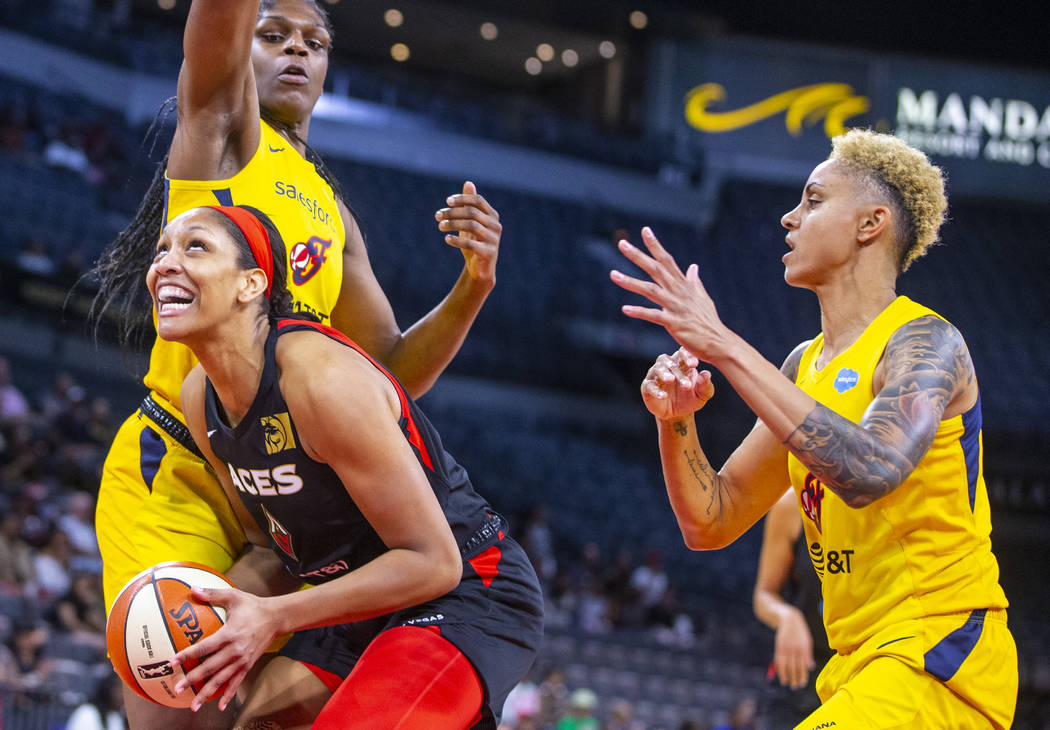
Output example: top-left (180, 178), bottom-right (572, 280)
top-left (157, 284), bottom-right (195, 314)
top-left (278, 65), bottom-right (309, 84)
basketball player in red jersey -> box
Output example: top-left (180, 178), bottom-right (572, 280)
top-left (91, 1), bottom-right (507, 727)
top-left (149, 204), bottom-right (543, 728)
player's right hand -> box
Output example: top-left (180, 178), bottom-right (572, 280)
top-left (774, 607), bottom-right (815, 689)
top-left (641, 347), bottom-right (715, 420)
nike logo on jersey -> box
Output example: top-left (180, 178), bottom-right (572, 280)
top-left (207, 429), bottom-right (217, 438)
top-left (268, 145), bottom-right (285, 152)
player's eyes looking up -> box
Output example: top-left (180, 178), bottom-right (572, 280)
top-left (256, 21), bottom-right (331, 53)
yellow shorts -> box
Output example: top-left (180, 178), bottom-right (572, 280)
top-left (796, 609), bottom-right (1017, 730)
top-left (97, 406), bottom-right (246, 612)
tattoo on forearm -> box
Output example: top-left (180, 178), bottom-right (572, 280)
top-left (673, 420), bottom-right (689, 436)
top-left (785, 317), bottom-right (971, 508)
top-left (684, 449), bottom-right (720, 515)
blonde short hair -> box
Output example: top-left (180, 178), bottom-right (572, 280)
top-left (830, 129), bottom-right (948, 272)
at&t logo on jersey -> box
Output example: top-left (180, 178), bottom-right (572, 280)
top-left (289, 236), bottom-right (332, 285)
top-left (801, 473), bottom-right (826, 533)
top-left (261, 412), bottom-right (296, 455)
top-left (809, 542), bottom-right (854, 578)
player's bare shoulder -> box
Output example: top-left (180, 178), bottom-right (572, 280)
top-left (180, 364), bottom-right (209, 434)
top-left (275, 328), bottom-right (400, 413)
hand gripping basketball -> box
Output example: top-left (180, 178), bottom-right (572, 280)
top-left (106, 561), bottom-right (235, 709)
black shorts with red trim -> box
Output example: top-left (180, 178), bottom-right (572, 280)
top-left (278, 532), bottom-right (544, 728)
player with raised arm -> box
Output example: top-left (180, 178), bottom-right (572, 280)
top-left (91, 1), bottom-right (504, 727)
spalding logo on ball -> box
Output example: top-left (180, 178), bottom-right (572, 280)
top-left (106, 561), bottom-right (234, 708)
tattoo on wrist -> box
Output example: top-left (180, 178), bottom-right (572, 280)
top-left (672, 420), bottom-right (689, 436)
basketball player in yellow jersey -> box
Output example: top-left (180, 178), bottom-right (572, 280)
top-left (91, 0), bottom-right (504, 727)
top-left (611, 129), bottom-right (1017, 729)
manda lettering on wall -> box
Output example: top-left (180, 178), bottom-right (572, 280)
top-left (660, 36), bottom-right (1050, 201)
top-left (895, 88), bottom-right (1050, 168)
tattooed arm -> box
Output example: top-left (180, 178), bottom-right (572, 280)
top-left (645, 345), bottom-right (805, 549)
top-left (784, 316), bottom-right (976, 508)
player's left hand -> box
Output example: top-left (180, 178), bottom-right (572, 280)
top-left (610, 226), bottom-right (735, 365)
top-left (170, 585), bottom-right (278, 712)
top-left (435, 181), bottom-right (501, 284)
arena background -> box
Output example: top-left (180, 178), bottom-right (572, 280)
top-left (0, 0), bottom-right (1047, 727)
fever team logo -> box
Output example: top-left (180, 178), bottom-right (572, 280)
top-left (289, 236), bottom-right (333, 285)
top-left (261, 413), bottom-right (296, 455)
top-left (801, 473), bottom-right (825, 533)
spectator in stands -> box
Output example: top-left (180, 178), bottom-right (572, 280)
top-left (752, 488), bottom-right (831, 725)
top-left (28, 525), bottom-right (73, 605)
top-left (43, 124), bottom-right (93, 180)
top-left (500, 669), bottom-right (542, 729)
top-left (603, 699), bottom-right (643, 730)
top-left (713, 697), bottom-right (757, 730)
top-left (0, 422), bottom-right (49, 485)
top-left (57, 247), bottom-right (87, 284)
top-left (644, 586), bottom-right (695, 648)
top-left (537, 666), bottom-right (571, 726)
top-left (556, 688), bottom-right (600, 730)
top-left (520, 503), bottom-right (558, 590)
top-left (630, 548), bottom-right (669, 611)
top-left (613, 129), bottom-right (1016, 728)
top-left (1, 621), bottom-right (54, 693)
top-left (65, 669), bottom-right (126, 730)
top-left (38, 372), bottom-right (82, 424)
top-left (14, 237), bottom-right (57, 277)
top-left (50, 570), bottom-right (107, 642)
top-left (577, 573), bottom-right (613, 635)
top-left (602, 547), bottom-right (641, 629)
top-left (0, 357), bottom-right (30, 424)
top-left (0, 510), bottom-right (35, 593)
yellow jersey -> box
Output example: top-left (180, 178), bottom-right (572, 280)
top-left (144, 120), bottom-right (346, 413)
top-left (787, 296), bottom-right (1008, 653)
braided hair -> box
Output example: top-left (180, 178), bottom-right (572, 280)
top-left (89, 0), bottom-right (353, 353)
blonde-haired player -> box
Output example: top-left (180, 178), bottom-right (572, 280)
top-left (611, 129), bottom-right (1017, 728)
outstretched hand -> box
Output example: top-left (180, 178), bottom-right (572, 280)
top-left (435, 181), bottom-right (502, 283)
top-left (641, 348), bottom-right (716, 420)
top-left (170, 585), bottom-right (278, 712)
top-left (610, 227), bottom-right (735, 365)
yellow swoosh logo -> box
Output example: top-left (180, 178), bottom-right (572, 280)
top-left (684, 83), bottom-right (870, 137)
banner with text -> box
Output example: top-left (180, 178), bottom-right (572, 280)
top-left (657, 37), bottom-right (1050, 202)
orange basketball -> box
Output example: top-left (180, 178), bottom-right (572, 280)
top-left (105, 561), bottom-right (235, 708)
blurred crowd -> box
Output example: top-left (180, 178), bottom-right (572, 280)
top-left (0, 356), bottom-right (119, 728)
top-left (520, 505), bottom-right (697, 648)
top-left (1, 98), bottom-right (126, 189)
top-left (498, 664), bottom-right (758, 730)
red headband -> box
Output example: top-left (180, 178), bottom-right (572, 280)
top-left (206, 206), bottom-right (273, 298)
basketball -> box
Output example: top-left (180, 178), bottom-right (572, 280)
top-left (290, 241), bottom-right (309, 270)
top-left (105, 561), bottom-right (235, 708)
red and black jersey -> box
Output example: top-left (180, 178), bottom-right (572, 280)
top-left (204, 319), bottom-right (501, 584)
